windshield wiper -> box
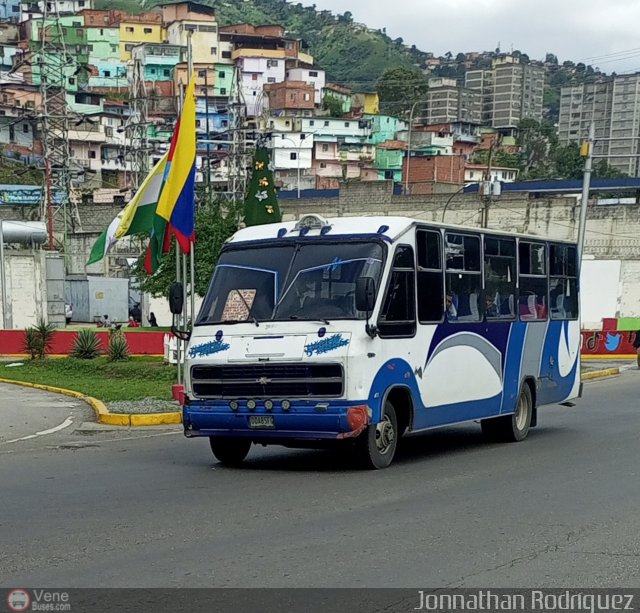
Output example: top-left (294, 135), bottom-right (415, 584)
top-left (289, 315), bottom-right (330, 325)
top-left (233, 290), bottom-right (260, 327)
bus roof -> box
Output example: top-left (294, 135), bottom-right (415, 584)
top-left (228, 214), bottom-right (577, 246)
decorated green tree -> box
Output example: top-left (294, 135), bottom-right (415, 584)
top-left (243, 145), bottom-right (282, 227)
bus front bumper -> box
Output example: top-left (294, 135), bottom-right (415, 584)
top-left (183, 400), bottom-right (371, 441)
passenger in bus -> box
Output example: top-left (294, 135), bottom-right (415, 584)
top-left (446, 292), bottom-right (458, 321)
top-left (484, 294), bottom-right (499, 318)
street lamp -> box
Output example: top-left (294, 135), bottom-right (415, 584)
top-left (404, 100), bottom-right (428, 196)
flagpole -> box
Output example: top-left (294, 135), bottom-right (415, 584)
top-left (188, 32), bottom-right (196, 333)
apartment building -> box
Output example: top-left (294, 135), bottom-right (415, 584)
top-left (465, 55), bottom-right (544, 129)
top-left (425, 78), bottom-right (481, 125)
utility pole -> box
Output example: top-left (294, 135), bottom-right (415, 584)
top-left (226, 64), bottom-right (249, 203)
top-left (577, 122), bottom-right (595, 263)
top-left (127, 56), bottom-right (149, 190)
top-left (37, 0), bottom-right (80, 253)
top-left (203, 67), bottom-right (212, 200)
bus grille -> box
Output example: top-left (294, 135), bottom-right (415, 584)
top-left (190, 363), bottom-right (344, 399)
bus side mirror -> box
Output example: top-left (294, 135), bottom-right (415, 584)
top-left (169, 282), bottom-right (184, 315)
top-left (356, 277), bottom-right (376, 313)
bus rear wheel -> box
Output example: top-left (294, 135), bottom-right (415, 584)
top-left (356, 400), bottom-right (398, 469)
top-left (209, 437), bottom-right (251, 466)
top-left (481, 384), bottom-right (533, 443)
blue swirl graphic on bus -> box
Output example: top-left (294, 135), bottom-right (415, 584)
top-left (189, 340), bottom-right (230, 358)
top-left (304, 334), bottom-right (349, 357)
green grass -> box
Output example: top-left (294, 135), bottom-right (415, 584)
top-left (0, 357), bottom-right (176, 402)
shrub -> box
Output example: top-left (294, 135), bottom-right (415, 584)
top-left (22, 318), bottom-right (56, 359)
top-left (23, 327), bottom-right (40, 360)
top-left (71, 328), bottom-right (101, 359)
top-left (108, 331), bottom-right (129, 362)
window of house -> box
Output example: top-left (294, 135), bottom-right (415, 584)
top-left (196, 120), bottom-right (201, 128)
top-left (222, 51), bottom-right (231, 59)
top-left (105, 127), bottom-right (113, 137)
top-left (322, 144), bottom-right (329, 152)
top-left (220, 88), bottom-right (226, 95)
top-left (484, 236), bottom-right (516, 320)
top-left (210, 47), bottom-right (217, 55)
top-left (89, 150), bottom-right (97, 159)
top-left (267, 77), bottom-right (276, 83)
top-left (125, 26), bottom-right (134, 33)
top-left (62, 27), bottom-right (68, 34)
top-left (163, 69), bottom-right (170, 77)
top-left (288, 152), bottom-right (297, 161)
top-left (252, 74), bottom-right (258, 80)
top-left (445, 232), bottom-right (482, 322)
top-left (320, 162), bottom-right (327, 168)
top-left (198, 69), bottom-right (206, 78)
top-left (309, 70), bottom-right (318, 77)
top-left (267, 60), bottom-right (278, 67)
top-left (344, 122), bottom-right (350, 127)
top-left (143, 28), bottom-right (152, 34)
top-left (518, 241), bottom-right (548, 321)
top-left (221, 120), bottom-right (228, 127)
top-left (200, 88), bottom-right (207, 95)
top-left (22, 123), bottom-right (29, 133)
top-left (218, 71), bottom-right (225, 79)
top-left (549, 243), bottom-right (578, 320)
top-left (125, 44), bottom-right (134, 51)
top-left (324, 120), bottom-right (329, 127)
top-left (304, 93), bottom-right (310, 101)
top-left (309, 120), bottom-right (315, 126)
top-left (150, 68), bottom-right (156, 74)
top-left (103, 70), bottom-right (111, 77)
top-left (69, 77), bottom-right (75, 85)
top-left (378, 245), bottom-right (416, 337)
top-left (8, 125), bottom-right (14, 142)
top-left (417, 229), bottom-right (444, 323)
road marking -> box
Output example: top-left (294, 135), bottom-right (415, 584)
top-left (1, 417), bottom-right (74, 445)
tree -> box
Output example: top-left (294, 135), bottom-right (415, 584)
top-left (456, 52), bottom-right (466, 63)
top-left (545, 53), bottom-right (558, 65)
top-left (472, 148), bottom-right (521, 171)
top-left (593, 160), bottom-right (627, 179)
top-left (132, 197), bottom-right (242, 298)
top-left (244, 145), bottom-right (281, 227)
top-left (517, 118), bottom-right (558, 179)
top-left (375, 66), bottom-right (428, 118)
top-left (554, 143), bottom-right (584, 179)
top-left (323, 94), bottom-right (343, 117)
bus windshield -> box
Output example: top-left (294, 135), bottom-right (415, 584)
top-left (197, 241), bottom-right (385, 325)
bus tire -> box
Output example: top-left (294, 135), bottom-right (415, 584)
top-left (356, 399), bottom-right (398, 469)
top-left (209, 437), bottom-right (251, 466)
top-left (481, 384), bottom-right (533, 443)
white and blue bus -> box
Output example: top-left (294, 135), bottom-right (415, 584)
top-left (178, 214), bottom-right (581, 469)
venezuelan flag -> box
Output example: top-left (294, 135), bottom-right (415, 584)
top-left (146, 75), bottom-right (197, 274)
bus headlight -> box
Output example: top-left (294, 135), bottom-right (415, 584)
top-left (229, 400), bottom-right (239, 412)
top-left (281, 400), bottom-right (291, 411)
top-left (264, 400), bottom-right (274, 411)
top-left (247, 399), bottom-right (257, 411)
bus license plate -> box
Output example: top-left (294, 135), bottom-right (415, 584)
top-left (249, 415), bottom-right (275, 429)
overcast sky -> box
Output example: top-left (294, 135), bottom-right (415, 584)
top-left (299, 0), bottom-right (640, 73)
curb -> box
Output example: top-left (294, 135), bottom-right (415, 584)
top-left (0, 378), bottom-right (182, 427)
top-left (581, 367), bottom-right (621, 381)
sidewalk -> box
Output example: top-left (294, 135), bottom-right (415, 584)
top-left (582, 359), bottom-right (636, 373)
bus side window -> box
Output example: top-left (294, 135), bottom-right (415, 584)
top-left (417, 229), bottom-right (444, 323)
top-left (518, 241), bottom-right (548, 321)
top-left (378, 245), bottom-right (416, 338)
top-left (549, 244), bottom-right (578, 320)
top-left (484, 236), bottom-right (516, 320)
top-left (445, 232), bottom-right (481, 322)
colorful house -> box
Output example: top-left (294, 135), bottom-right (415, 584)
top-left (119, 13), bottom-right (165, 61)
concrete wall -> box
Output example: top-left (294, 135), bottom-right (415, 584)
top-left (0, 250), bottom-right (65, 330)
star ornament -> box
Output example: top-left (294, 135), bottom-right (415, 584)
top-left (255, 161), bottom-right (265, 170)
top-left (255, 190), bottom-right (268, 202)
top-left (259, 177), bottom-right (269, 188)
top-left (266, 205), bottom-right (275, 214)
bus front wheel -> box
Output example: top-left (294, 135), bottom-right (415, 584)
top-left (356, 400), bottom-right (398, 469)
top-left (209, 437), bottom-right (251, 466)
top-left (481, 384), bottom-right (533, 443)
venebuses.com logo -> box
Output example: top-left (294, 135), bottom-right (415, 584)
top-left (6, 589), bottom-right (70, 612)
top-left (7, 590), bottom-right (30, 612)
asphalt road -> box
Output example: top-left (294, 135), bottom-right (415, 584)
top-left (0, 372), bottom-right (639, 590)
